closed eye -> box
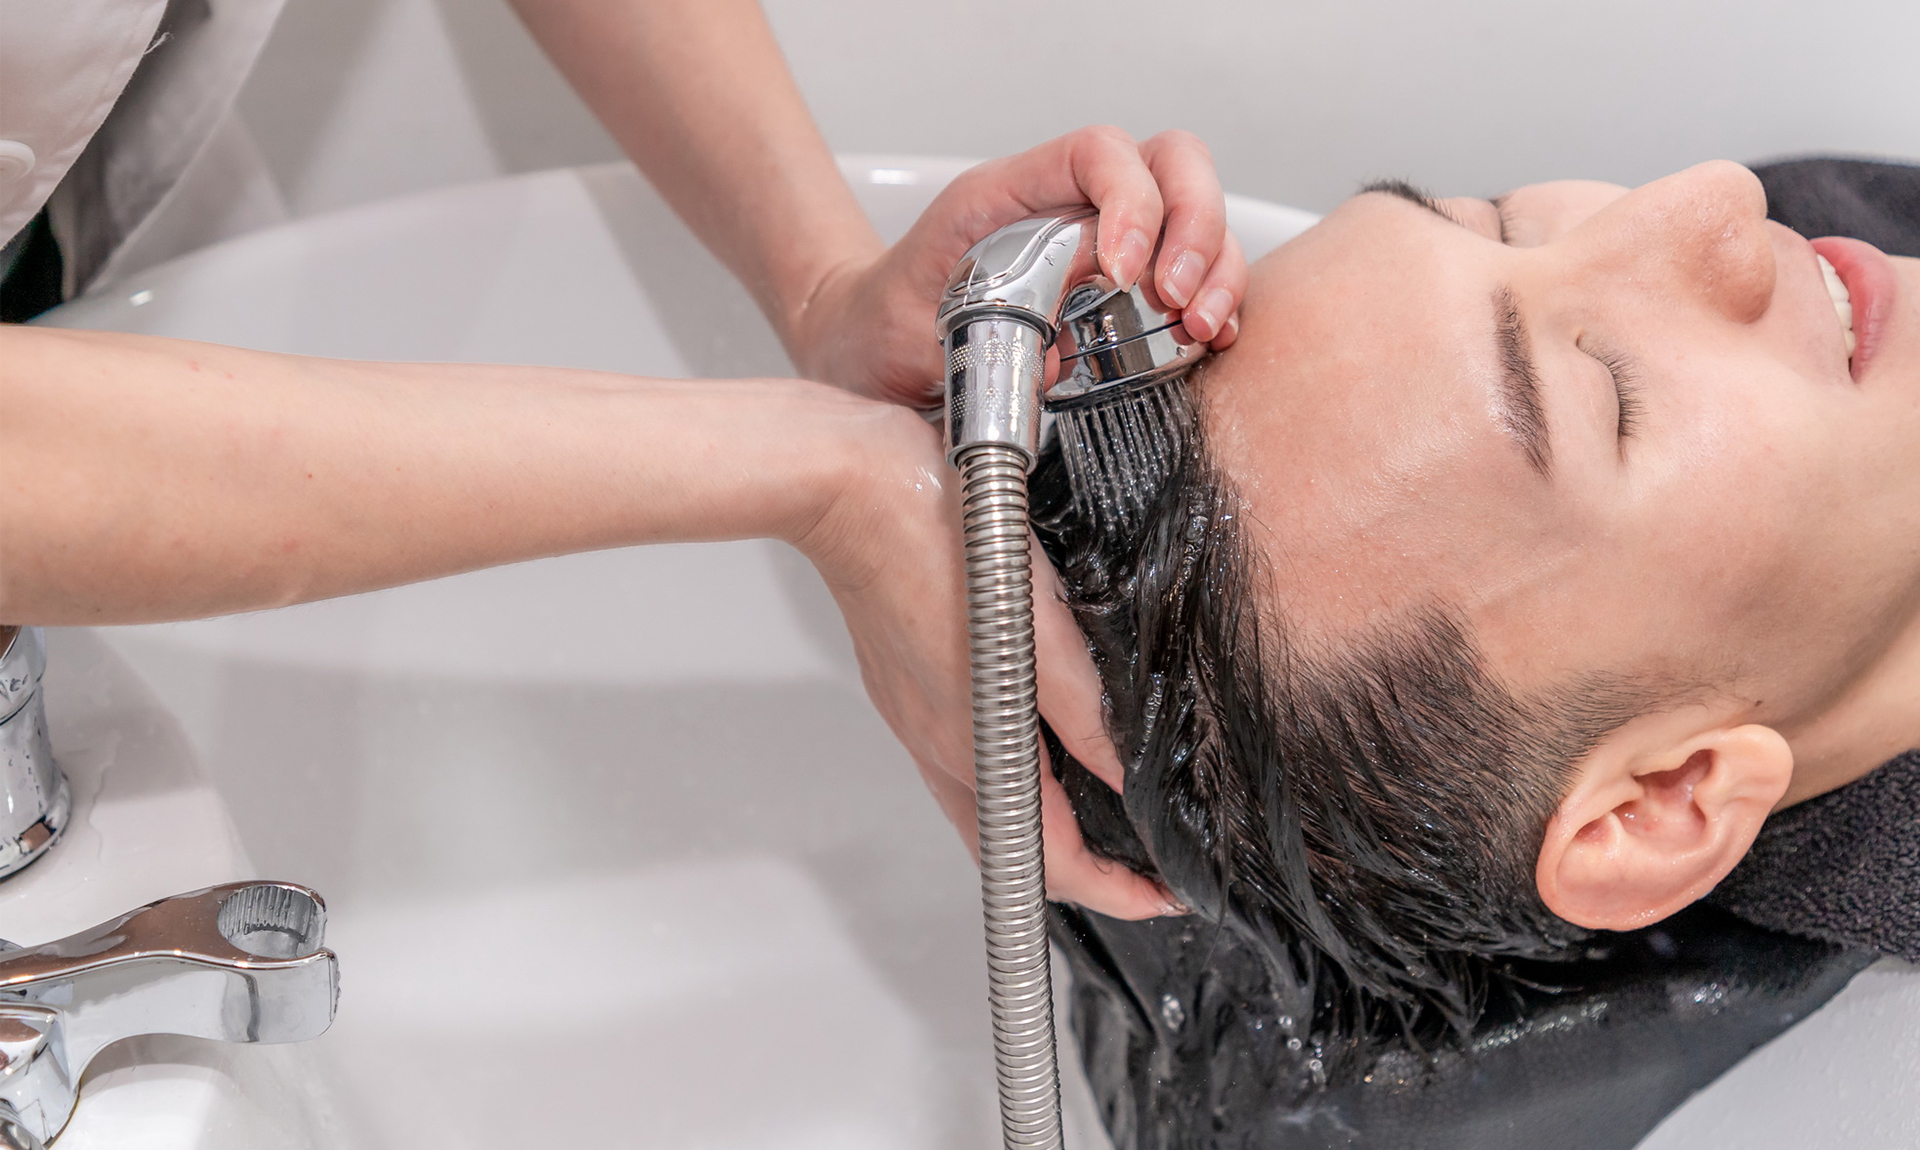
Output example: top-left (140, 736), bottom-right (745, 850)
top-left (1582, 342), bottom-right (1643, 441)
top-left (1490, 194), bottom-right (1516, 245)
top-left (1497, 197), bottom-right (1640, 445)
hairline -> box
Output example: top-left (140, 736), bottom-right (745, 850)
top-left (1192, 416), bottom-right (1675, 875)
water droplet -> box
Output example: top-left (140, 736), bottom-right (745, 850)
top-left (1159, 994), bottom-right (1186, 1031)
top-left (1286, 1036), bottom-right (1302, 1051)
top-left (128, 289), bottom-right (153, 307)
top-left (1690, 982), bottom-right (1727, 1007)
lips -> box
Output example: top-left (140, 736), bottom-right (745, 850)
top-left (1809, 236), bottom-right (1899, 381)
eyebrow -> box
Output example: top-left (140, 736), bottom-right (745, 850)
top-left (1361, 179), bottom-right (1469, 227)
top-left (1493, 287), bottom-right (1551, 476)
top-left (1364, 180), bottom-right (1552, 477)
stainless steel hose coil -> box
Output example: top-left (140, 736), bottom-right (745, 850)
top-left (0, 1107), bottom-right (42, 1150)
top-left (957, 443), bottom-right (1064, 1150)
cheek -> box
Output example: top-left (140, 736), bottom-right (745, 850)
top-left (1598, 370), bottom-right (1859, 675)
top-left (1482, 371), bottom-right (1836, 685)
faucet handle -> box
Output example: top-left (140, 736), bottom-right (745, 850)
top-left (0, 882), bottom-right (339, 1144)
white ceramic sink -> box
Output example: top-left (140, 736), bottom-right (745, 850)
top-left (28, 158), bottom-right (1920, 1148)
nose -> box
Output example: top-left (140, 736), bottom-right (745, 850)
top-left (1566, 160), bottom-right (1777, 325)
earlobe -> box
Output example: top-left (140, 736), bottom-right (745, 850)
top-left (1537, 721), bottom-right (1792, 931)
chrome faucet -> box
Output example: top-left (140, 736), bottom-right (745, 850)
top-left (0, 882), bottom-right (339, 1148)
top-left (0, 629), bottom-right (69, 881)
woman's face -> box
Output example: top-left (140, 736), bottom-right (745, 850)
top-left (1203, 161), bottom-right (1920, 747)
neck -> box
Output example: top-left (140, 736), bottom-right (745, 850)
top-left (1783, 615), bottom-right (1920, 807)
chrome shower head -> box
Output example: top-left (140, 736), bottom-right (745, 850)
top-left (935, 207), bottom-right (1100, 468)
top-left (1051, 274), bottom-right (1207, 407)
top-left (1049, 278), bottom-right (1207, 537)
top-left (934, 206), bottom-right (1210, 467)
top-left (935, 209), bottom-right (1211, 1150)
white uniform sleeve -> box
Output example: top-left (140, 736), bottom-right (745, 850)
top-left (0, 0), bottom-right (168, 250)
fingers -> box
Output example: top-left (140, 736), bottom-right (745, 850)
top-left (932, 738), bottom-right (1180, 920)
top-left (1138, 131), bottom-right (1227, 311)
top-left (1012, 126), bottom-right (1245, 338)
top-left (1032, 539), bottom-right (1125, 792)
top-left (919, 760), bottom-right (981, 860)
top-left (1057, 127), bottom-right (1164, 291)
top-left (931, 126), bottom-right (1165, 290)
top-left (916, 709), bottom-right (1175, 919)
top-left (1214, 308), bottom-right (1242, 351)
top-left (1039, 753), bottom-right (1185, 919)
top-left (1182, 228), bottom-right (1248, 346)
top-left (901, 124), bottom-right (1242, 348)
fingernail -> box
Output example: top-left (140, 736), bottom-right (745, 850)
top-left (1161, 249), bottom-right (1203, 308)
top-left (1111, 229), bottom-right (1153, 289)
top-left (1189, 287), bottom-right (1232, 340)
top-left (1161, 899), bottom-right (1192, 917)
top-left (1220, 312), bottom-right (1241, 344)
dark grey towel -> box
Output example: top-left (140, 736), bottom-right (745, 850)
top-left (1756, 156), bottom-right (1920, 257)
top-left (1711, 750), bottom-right (1920, 961)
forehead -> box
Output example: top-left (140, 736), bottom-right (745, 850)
top-left (1198, 195), bottom-right (1564, 635)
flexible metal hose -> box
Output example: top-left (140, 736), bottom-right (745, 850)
top-left (0, 1105), bottom-right (43, 1150)
top-left (939, 209), bottom-right (1204, 1149)
top-left (957, 443), bottom-right (1064, 1150)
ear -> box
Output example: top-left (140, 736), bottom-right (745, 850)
top-left (1536, 715), bottom-right (1792, 931)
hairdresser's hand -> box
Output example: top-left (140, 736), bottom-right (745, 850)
top-left (797, 405), bottom-right (1184, 919)
top-left (789, 126), bottom-right (1248, 408)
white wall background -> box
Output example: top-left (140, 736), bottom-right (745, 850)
top-left (226, 0), bottom-right (1920, 226)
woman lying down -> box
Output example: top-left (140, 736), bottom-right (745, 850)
top-left (1035, 156), bottom-right (1920, 1149)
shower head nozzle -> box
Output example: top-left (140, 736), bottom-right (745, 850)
top-left (1050, 276), bottom-right (1208, 408)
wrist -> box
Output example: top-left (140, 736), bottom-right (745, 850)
top-left (773, 246), bottom-right (883, 379)
top-left (789, 399), bottom-right (949, 589)
top-left (600, 375), bottom-right (893, 552)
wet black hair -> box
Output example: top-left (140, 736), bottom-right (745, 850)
top-left (1033, 378), bottom-right (1657, 1034)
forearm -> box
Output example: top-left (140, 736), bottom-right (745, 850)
top-left (0, 327), bottom-right (879, 624)
top-left (508, 0), bottom-right (882, 350)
